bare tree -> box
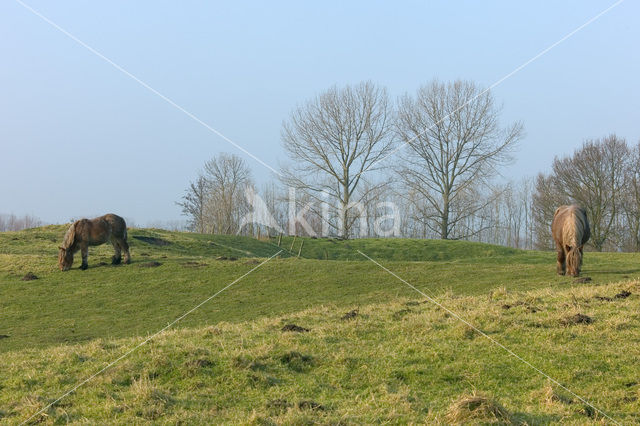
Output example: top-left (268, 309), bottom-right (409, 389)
top-left (176, 175), bottom-right (209, 233)
top-left (178, 153), bottom-right (253, 235)
top-left (203, 153), bottom-right (253, 234)
top-left (620, 141), bottom-right (640, 250)
top-left (549, 135), bottom-right (628, 251)
top-left (281, 81), bottom-right (396, 239)
top-left (396, 80), bottom-right (524, 239)
top-left (0, 214), bottom-right (43, 232)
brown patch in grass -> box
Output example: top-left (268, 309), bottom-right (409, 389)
top-left (341, 309), bottom-right (358, 320)
top-left (182, 261), bottom-right (208, 268)
top-left (139, 261), bottom-right (162, 268)
top-left (445, 392), bottom-right (511, 424)
top-left (561, 313), bottom-right (593, 326)
top-left (216, 256), bottom-right (238, 261)
top-left (615, 290), bottom-right (631, 299)
top-left (281, 324), bottom-right (310, 333)
top-left (594, 295), bottom-right (612, 301)
top-left (244, 259), bottom-right (260, 265)
top-left (21, 272), bottom-right (38, 281)
top-left (132, 236), bottom-right (171, 246)
top-left (573, 276), bottom-right (592, 283)
top-left (0, 334), bottom-right (9, 339)
top-left (297, 400), bottom-right (325, 411)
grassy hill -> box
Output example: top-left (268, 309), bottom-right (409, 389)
top-left (1, 279), bottom-right (639, 424)
top-left (1, 226), bottom-right (640, 423)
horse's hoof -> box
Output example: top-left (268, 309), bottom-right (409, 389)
top-left (111, 257), bottom-right (122, 265)
top-left (80, 264), bottom-right (88, 270)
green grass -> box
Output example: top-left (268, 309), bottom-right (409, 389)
top-left (1, 280), bottom-right (639, 423)
top-left (1, 227), bottom-right (640, 355)
top-left (1, 227), bottom-right (640, 423)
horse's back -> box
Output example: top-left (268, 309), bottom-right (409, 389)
top-left (552, 205), bottom-right (589, 246)
top-left (99, 214), bottom-right (127, 239)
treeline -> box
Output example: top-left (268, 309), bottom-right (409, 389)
top-left (0, 214), bottom-right (43, 232)
top-left (177, 79), bottom-right (637, 252)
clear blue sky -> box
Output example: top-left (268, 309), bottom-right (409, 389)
top-left (1, 1), bottom-right (638, 225)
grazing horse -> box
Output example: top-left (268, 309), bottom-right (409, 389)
top-left (58, 214), bottom-right (131, 271)
top-left (551, 205), bottom-right (590, 277)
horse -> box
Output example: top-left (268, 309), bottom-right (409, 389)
top-left (58, 214), bottom-right (131, 271)
top-left (551, 205), bottom-right (590, 277)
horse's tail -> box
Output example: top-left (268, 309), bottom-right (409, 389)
top-left (564, 209), bottom-right (586, 275)
top-left (62, 221), bottom-right (77, 249)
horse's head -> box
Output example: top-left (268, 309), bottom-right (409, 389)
top-left (58, 246), bottom-right (73, 271)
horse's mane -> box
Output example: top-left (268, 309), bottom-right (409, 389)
top-left (61, 222), bottom-right (77, 249)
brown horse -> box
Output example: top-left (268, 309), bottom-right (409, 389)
top-left (58, 214), bottom-right (131, 271)
top-left (551, 205), bottom-right (590, 277)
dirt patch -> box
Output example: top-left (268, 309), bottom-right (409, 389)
top-left (341, 309), bottom-right (358, 320)
top-left (404, 300), bottom-right (421, 306)
top-left (132, 236), bottom-right (171, 246)
top-left (139, 261), bottom-right (162, 268)
top-left (615, 290), bottom-right (631, 299)
top-left (573, 276), bottom-right (592, 283)
top-left (0, 334), bottom-right (9, 339)
top-left (561, 313), bottom-right (593, 325)
top-left (97, 262), bottom-right (108, 266)
top-left (297, 400), bottom-right (325, 411)
top-left (182, 261), bottom-right (208, 268)
top-left (21, 272), bottom-right (38, 281)
top-left (216, 256), bottom-right (238, 261)
top-left (594, 290), bottom-right (631, 302)
top-left (281, 324), bottom-right (310, 333)
top-left (244, 259), bottom-right (260, 265)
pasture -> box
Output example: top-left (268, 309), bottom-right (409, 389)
top-left (1, 226), bottom-right (640, 423)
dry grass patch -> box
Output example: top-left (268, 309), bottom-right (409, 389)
top-left (445, 391), bottom-right (512, 424)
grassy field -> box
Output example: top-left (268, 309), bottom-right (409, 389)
top-left (1, 226), bottom-right (640, 423)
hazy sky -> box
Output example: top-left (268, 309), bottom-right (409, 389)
top-left (1, 1), bottom-right (638, 225)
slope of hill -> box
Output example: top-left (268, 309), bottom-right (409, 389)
top-left (0, 225), bottom-right (523, 261)
top-left (1, 279), bottom-right (638, 424)
top-left (1, 226), bottom-right (639, 355)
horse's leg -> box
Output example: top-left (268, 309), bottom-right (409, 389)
top-left (80, 244), bottom-right (89, 270)
top-left (119, 238), bottom-right (131, 264)
top-left (556, 243), bottom-right (566, 275)
top-left (111, 238), bottom-right (122, 265)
